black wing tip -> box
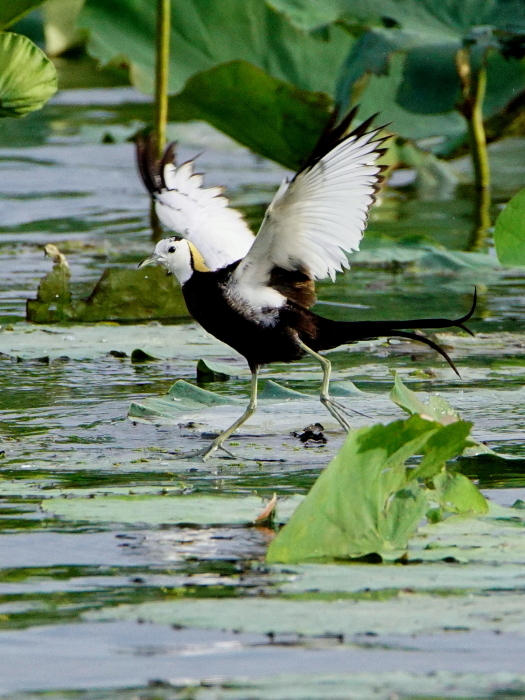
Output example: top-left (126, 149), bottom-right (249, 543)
top-left (135, 133), bottom-right (178, 195)
top-left (298, 105), bottom-right (391, 175)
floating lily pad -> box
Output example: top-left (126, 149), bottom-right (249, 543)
top-left (276, 559), bottom-right (525, 595)
top-left (196, 358), bottom-right (247, 382)
top-left (127, 378), bottom-right (371, 429)
top-left (83, 589), bottom-right (525, 636)
top-left (0, 324), bottom-right (225, 361)
top-left (40, 493), bottom-right (302, 526)
top-left (67, 672), bottom-right (525, 700)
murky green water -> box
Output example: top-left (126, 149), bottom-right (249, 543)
top-left (1, 88), bottom-right (525, 699)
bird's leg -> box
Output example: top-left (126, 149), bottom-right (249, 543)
top-left (295, 338), bottom-right (352, 432)
top-left (190, 367), bottom-right (259, 461)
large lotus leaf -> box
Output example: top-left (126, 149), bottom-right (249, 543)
top-left (168, 61), bottom-right (331, 171)
top-left (494, 187), bottom-right (525, 266)
top-left (270, 0), bottom-right (525, 35)
top-left (398, 43), bottom-right (525, 116)
top-left (78, 0), bottom-right (351, 97)
top-left (283, 0), bottom-right (525, 126)
top-left (396, 43), bottom-right (461, 114)
top-left (66, 674), bottom-right (525, 700)
top-left (266, 415), bottom-right (472, 564)
top-left (0, 32), bottom-right (57, 118)
top-left (0, 1), bottom-right (46, 29)
top-left (345, 53), bottom-right (465, 140)
top-left (42, 0), bottom-right (87, 57)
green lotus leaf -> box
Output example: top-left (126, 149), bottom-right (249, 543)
top-left (494, 187), bottom-right (525, 266)
top-left (0, 32), bottom-right (57, 118)
top-left (266, 415), bottom-right (473, 563)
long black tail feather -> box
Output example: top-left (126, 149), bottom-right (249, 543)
top-left (386, 330), bottom-right (460, 377)
top-left (316, 290), bottom-right (477, 376)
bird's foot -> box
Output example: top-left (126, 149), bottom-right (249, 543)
top-left (329, 397), bottom-right (370, 420)
top-left (321, 394), bottom-right (372, 432)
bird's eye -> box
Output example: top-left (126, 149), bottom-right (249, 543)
top-left (168, 246), bottom-right (176, 253)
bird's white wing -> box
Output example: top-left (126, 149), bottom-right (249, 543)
top-left (155, 159), bottom-right (255, 271)
top-left (137, 138), bottom-right (255, 271)
top-left (232, 125), bottom-right (384, 296)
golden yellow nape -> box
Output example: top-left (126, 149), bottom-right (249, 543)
top-left (188, 241), bottom-right (210, 273)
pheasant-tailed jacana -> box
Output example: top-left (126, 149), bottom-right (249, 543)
top-left (137, 111), bottom-right (475, 460)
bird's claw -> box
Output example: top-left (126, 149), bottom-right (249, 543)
top-left (329, 398), bottom-right (370, 420)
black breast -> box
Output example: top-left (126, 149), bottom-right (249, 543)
top-left (181, 267), bottom-right (314, 368)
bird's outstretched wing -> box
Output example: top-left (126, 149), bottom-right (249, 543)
top-left (136, 135), bottom-right (255, 271)
top-left (231, 111), bottom-right (387, 306)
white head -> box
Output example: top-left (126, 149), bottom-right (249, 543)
top-left (138, 236), bottom-right (209, 284)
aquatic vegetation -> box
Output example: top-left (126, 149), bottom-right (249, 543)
top-left (0, 31), bottom-right (56, 118)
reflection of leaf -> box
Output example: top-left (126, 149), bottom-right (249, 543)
top-left (494, 187), bottom-right (525, 266)
top-left (266, 415), bottom-right (472, 563)
top-left (0, 32), bottom-right (57, 118)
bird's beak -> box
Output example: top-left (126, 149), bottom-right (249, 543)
top-left (138, 254), bottom-right (160, 269)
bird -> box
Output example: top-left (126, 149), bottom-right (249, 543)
top-left (136, 109), bottom-right (475, 460)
